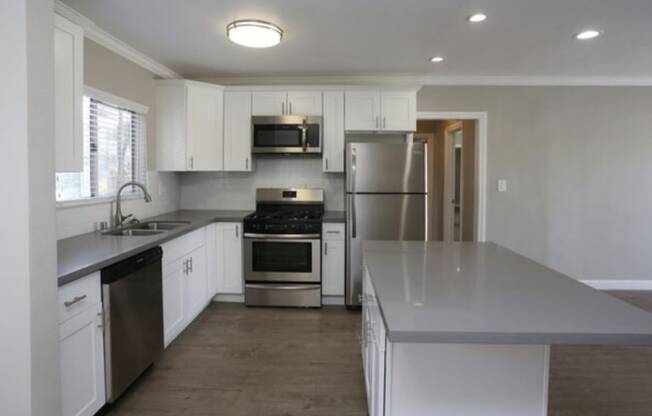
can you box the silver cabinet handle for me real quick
[282,102,285,115]
[383,116,386,129]
[64,294,87,307]
[325,158,329,170]
[235,225,239,238]
[289,101,292,114]
[375,116,378,129]
[245,157,249,170]
[324,241,328,256]
[246,284,318,290]
[189,156,194,170]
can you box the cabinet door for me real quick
[59,303,105,416]
[224,91,253,171]
[217,223,244,294]
[287,91,322,116]
[185,246,207,322]
[380,91,416,131]
[252,91,287,116]
[162,258,185,346]
[186,84,224,170]
[54,14,83,172]
[322,91,345,172]
[322,239,345,296]
[345,90,381,131]
[205,223,219,301]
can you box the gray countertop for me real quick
[57,210,250,286]
[363,241,652,345]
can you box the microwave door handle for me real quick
[301,123,308,152]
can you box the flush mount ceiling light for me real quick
[575,29,602,40]
[430,56,444,63]
[468,13,487,23]
[226,19,283,48]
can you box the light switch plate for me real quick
[497,179,508,192]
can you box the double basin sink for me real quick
[102,221,190,237]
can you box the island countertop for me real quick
[363,241,652,345]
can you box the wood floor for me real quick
[105,292,652,416]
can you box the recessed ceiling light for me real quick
[575,29,601,40]
[430,56,444,63]
[226,19,283,48]
[468,13,487,23]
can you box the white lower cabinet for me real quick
[322,223,345,296]
[362,267,387,416]
[216,222,243,294]
[58,272,105,416]
[161,228,208,347]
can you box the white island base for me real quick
[384,342,549,416]
[362,269,550,416]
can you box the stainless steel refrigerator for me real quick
[345,142,428,307]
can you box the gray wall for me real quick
[56,39,180,239]
[418,86,652,281]
[180,157,344,211]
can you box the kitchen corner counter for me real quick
[363,241,652,345]
[57,209,251,286]
[323,210,345,223]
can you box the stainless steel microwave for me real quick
[252,116,322,154]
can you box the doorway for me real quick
[415,117,481,242]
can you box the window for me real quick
[56,90,147,202]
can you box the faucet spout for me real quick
[114,181,152,227]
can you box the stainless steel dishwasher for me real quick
[101,246,164,403]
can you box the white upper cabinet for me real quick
[322,91,345,172]
[252,90,323,116]
[156,80,224,171]
[224,91,253,171]
[381,90,416,131]
[252,91,287,116]
[54,14,84,172]
[345,88,417,132]
[287,91,322,116]
[345,90,382,131]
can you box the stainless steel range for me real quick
[243,188,324,307]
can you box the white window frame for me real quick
[56,87,149,208]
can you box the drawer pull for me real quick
[327,230,340,234]
[64,294,87,308]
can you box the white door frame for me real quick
[417,112,488,242]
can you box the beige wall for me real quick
[418,86,652,281]
[56,39,180,239]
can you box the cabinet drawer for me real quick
[323,223,345,240]
[161,227,206,265]
[58,272,101,324]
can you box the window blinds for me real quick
[56,95,147,202]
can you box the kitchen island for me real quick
[361,241,652,416]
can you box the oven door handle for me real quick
[243,233,321,239]
[246,284,319,291]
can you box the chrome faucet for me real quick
[113,181,152,227]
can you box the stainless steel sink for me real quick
[103,229,166,237]
[130,221,191,231]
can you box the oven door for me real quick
[244,234,321,283]
[252,116,321,154]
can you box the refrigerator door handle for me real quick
[351,146,357,238]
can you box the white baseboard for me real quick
[580,280,652,291]
[213,294,245,303]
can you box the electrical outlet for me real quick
[497,179,508,193]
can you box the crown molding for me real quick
[201,75,652,87]
[55,1,180,79]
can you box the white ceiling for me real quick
[61,0,652,80]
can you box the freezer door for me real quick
[346,194,427,306]
[346,142,426,193]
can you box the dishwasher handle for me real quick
[101,246,163,284]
